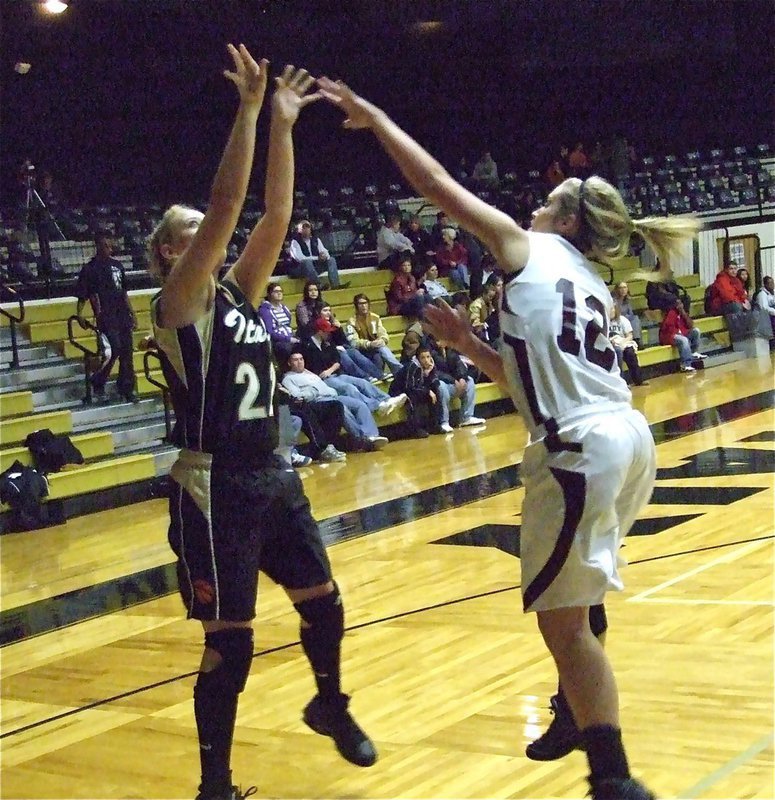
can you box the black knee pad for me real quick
[197,627,254,695]
[294,584,344,636]
[589,604,608,638]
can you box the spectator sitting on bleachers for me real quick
[471,151,499,190]
[295,279,325,337]
[568,142,591,178]
[390,344,442,437]
[609,305,648,386]
[430,339,486,432]
[278,379,348,463]
[419,262,451,302]
[403,214,435,272]
[347,293,402,377]
[611,280,643,346]
[386,256,429,318]
[376,212,414,270]
[737,267,752,301]
[646,260,691,315]
[468,274,499,343]
[281,351,388,451]
[754,276,775,338]
[710,262,751,315]
[259,281,299,363]
[287,219,342,288]
[75,232,137,402]
[430,211,450,246]
[304,313,382,382]
[435,227,469,289]
[304,317,407,418]
[659,299,706,373]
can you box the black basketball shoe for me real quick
[195,784,256,800]
[303,693,378,767]
[525,693,583,761]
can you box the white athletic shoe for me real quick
[460,416,486,427]
[691,352,707,359]
[368,435,389,449]
[440,423,454,433]
[680,364,696,373]
[320,444,347,462]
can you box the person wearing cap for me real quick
[287,219,342,288]
[303,316,408,419]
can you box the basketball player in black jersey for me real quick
[148,47,376,800]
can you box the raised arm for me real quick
[318,78,528,272]
[159,44,268,328]
[227,66,320,307]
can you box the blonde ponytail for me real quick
[556,177,701,281]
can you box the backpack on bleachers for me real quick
[0,460,50,532]
[704,284,720,316]
[24,429,84,474]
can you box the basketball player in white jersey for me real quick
[147,51,376,800]
[319,77,700,800]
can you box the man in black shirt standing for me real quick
[76,233,137,401]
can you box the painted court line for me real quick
[627,540,770,602]
[677,732,774,798]
[633,598,773,606]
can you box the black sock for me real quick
[195,676,237,793]
[583,724,631,781]
[295,590,344,701]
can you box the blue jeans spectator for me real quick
[325,374,391,413]
[288,254,341,288]
[338,347,383,380]
[673,328,701,366]
[320,396,379,439]
[437,377,477,425]
[361,345,402,376]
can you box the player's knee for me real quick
[197,627,254,695]
[294,584,344,637]
[589,603,608,638]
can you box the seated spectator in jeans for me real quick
[376,213,414,270]
[711,262,752,315]
[611,280,643,346]
[278,383,348,463]
[419,262,451,302]
[281,351,388,450]
[287,219,341,288]
[646,261,691,315]
[259,282,299,363]
[430,341,486,432]
[435,227,469,289]
[390,344,442,438]
[295,279,325,338]
[609,305,648,386]
[346,294,402,377]
[387,257,430,318]
[659,299,706,373]
[316,304,383,380]
[754,276,775,338]
[303,318,407,417]
[468,276,499,343]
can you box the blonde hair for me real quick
[555,177,701,281]
[147,204,203,282]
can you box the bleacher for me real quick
[3,139,772,528]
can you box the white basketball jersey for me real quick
[499,231,631,442]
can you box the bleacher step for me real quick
[70,397,165,431]
[0,344,58,368]
[111,420,168,449]
[0,360,83,390]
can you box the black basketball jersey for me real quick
[151,279,278,464]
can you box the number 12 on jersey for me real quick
[555,278,616,371]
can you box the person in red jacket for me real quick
[659,299,706,372]
[712,262,751,314]
[386,256,428,317]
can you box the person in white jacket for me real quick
[287,219,341,287]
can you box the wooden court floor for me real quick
[1,354,774,800]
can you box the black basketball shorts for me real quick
[167,449,332,621]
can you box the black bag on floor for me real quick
[24,429,84,473]
[0,460,50,532]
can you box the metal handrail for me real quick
[0,283,26,368]
[142,347,172,441]
[67,315,101,403]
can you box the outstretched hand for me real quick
[422,298,473,352]
[317,77,378,130]
[272,65,321,125]
[223,43,268,108]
